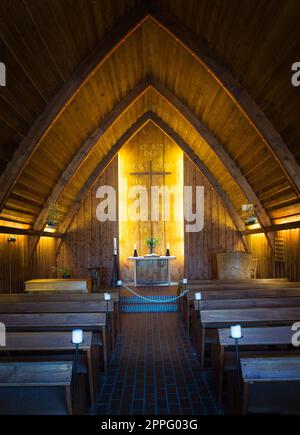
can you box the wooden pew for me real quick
[191,297,300,340]
[241,357,300,415]
[178,279,292,317]
[0,361,73,415]
[0,292,121,336]
[0,312,109,371]
[198,307,300,369]
[0,331,96,406]
[0,300,117,350]
[183,287,300,333]
[215,326,298,406]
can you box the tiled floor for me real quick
[96,312,218,415]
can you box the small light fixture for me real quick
[104,292,111,312]
[72,329,83,345]
[230,325,242,339]
[117,280,123,287]
[71,329,83,405]
[195,292,202,301]
[7,237,16,243]
[230,325,243,393]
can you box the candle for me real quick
[166,242,170,250]
[231,325,242,339]
[134,243,137,250]
[195,292,202,301]
[117,280,123,287]
[182,278,188,285]
[104,292,111,301]
[72,329,83,344]
[113,237,117,255]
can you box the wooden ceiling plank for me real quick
[150,8,300,196]
[33,79,150,232]
[59,112,152,234]
[150,78,273,231]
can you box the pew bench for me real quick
[0,299,117,350]
[241,356,300,415]
[214,326,299,406]
[0,331,97,407]
[182,285,300,333]
[198,307,300,369]
[0,312,109,372]
[0,292,121,337]
[0,361,73,415]
[191,297,300,344]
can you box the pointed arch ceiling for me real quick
[0,1,299,239]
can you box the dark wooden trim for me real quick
[59,112,153,234]
[150,78,274,249]
[242,221,300,235]
[34,79,151,232]
[0,226,64,238]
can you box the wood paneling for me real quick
[0,4,299,227]
[246,229,300,281]
[118,122,184,282]
[0,233,56,294]
[184,156,245,279]
[57,157,118,287]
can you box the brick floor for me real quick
[96,312,218,415]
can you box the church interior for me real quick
[0,0,300,417]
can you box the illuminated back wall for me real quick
[118,122,184,283]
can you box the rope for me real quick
[120,282,189,303]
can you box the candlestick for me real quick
[182,278,188,285]
[231,325,242,339]
[72,329,83,344]
[195,292,202,300]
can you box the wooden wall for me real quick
[118,122,184,282]
[57,157,118,287]
[246,229,300,281]
[0,233,56,293]
[184,156,245,279]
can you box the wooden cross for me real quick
[130,161,171,238]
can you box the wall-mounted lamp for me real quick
[7,237,16,243]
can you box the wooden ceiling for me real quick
[0,0,299,238]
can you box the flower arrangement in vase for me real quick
[145,237,159,256]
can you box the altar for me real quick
[128,256,176,286]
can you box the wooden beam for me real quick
[0,3,150,214]
[150,78,274,249]
[148,113,246,235]
[0,226,64,238]
[242,221,300,235]
[1,5,298,236]
[150,8,300,196]
[59,112,248,253]
[59,113,153,234]
[34,79,150,233]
